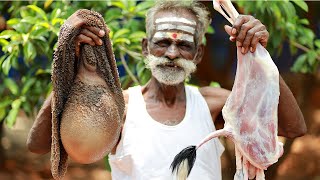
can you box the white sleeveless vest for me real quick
[109,85,224,180]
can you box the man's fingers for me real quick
[224,25,233,36]
[232,15,251,36]
[83,25,105,37]
[80,29,103,45]
[242,25,265,53]
[76,34,95,46]
[236,21,255,50]
[229,36,236,42]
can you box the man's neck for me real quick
[142,77,186,106]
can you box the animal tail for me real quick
[170,145,197,180]
[170,129,229,179]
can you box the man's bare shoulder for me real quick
[198,86,230,120]
[199,86,231,100]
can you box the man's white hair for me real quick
[146,0,211,46]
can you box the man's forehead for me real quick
[152,11,197,43]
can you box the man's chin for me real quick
[152,73,186,86]
[157,80,184,86]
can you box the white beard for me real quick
[144,55,197,85]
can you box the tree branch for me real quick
[119,53,140,85]
[289,40,320,61]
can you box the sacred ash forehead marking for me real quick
[155,17,196,26]
[153,32,194,43]
[157,24,195,34]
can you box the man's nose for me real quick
[165,44,180,60]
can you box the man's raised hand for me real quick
[224,15,269,54]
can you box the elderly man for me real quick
[27,1,306,179]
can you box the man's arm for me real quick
[26,92,52,154]
[277,76,306,138]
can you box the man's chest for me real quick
[145,101,186,126]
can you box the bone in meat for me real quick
[51,9,124,179]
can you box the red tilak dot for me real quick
[172,33,177,39]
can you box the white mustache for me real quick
[145,55,196,74]
[144,55,197,85]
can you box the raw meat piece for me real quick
[171,1,283,179]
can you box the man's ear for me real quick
[194,44,204,65]
[142,38,149,57]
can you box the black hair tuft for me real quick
[170,145,197,177]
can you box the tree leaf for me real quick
[0,30,19,39]
[27,5,48,21]
[0,108,6,121]
[299,18,309,25]
[2,55,12,75]
[44,0,54,9]
[292,0,308,12]
[307,51,317,66]
[135,1,154,12]
[111,1,125,9]
[23,42,37,61]
[50,8,62,21]
[315,39,320,49]
[0,99,12,109]
[104,8,122,23]
[0,39,9,46]
[114,38,131,45]
[4,78,19,95]
[6,18,20,26]
[209,82,221,88]
[22,78,36,95]
[113,29,130,39]
[5,99,22,128]
[291,54,307,72]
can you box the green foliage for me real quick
[236,0,320,74]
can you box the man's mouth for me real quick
[160,62,181,69]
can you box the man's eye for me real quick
[179,44,192,50]
[156,41,169,47]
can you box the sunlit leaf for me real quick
[44,0,53,9]
[315,39,320,49]
[27,5,48,21]
[292,0,308,12]
[291,54,307,72]
[104,8,122,23]
[307,51,317,66]
[4,78,19,95]
[0,108,6,121]
[135,1,154,12]
[2,55,12,75]
[113,29,130,39]
[111,1,125,9]
[6,99,22,128]
[209,82,221,88]
[50,8,62,20]
[114,38,130,45]
[0,99,12,109]
[0,39,9,46]
[299,18,309,25]
[22,78,36,95]
[0,30,19,39]
[23,42,36,61]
